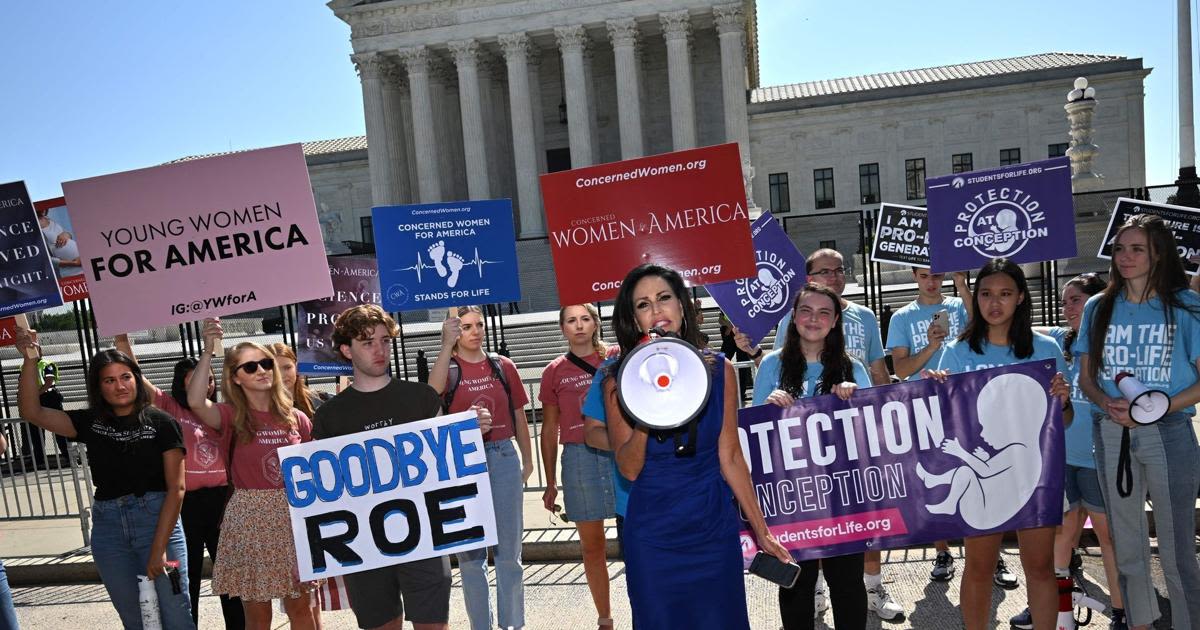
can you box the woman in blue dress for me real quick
[601,263,790,629]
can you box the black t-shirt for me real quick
[67,407,185,501]
[312,379,442,439]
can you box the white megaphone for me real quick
[1115,372,1169,425]
[616,332,712,431]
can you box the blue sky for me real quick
[1,0,1195,202]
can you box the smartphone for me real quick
[930,309,950,335]
[748,551,801,588]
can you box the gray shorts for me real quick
[342,556,451,628]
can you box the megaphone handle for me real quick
[1116,427,1134,498]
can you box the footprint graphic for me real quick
[446,251,465,288]
[428,240,448,277]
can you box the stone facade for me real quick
[306,1,1150,316]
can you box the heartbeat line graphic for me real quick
[397,247,503,284]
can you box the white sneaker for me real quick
[814,574,829,618]
[866,583,904,621]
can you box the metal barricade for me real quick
[0,418,93,545]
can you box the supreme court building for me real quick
[301,0,1151,313]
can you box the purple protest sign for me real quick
[705,212,806,346]
[736,361,1064,563]
[297,256,380,376]
[926,157,1076,273]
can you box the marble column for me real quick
[352,52,395,206]
[499,32,544,236]
[607,18,644,158]
[555,25,595,167]
[659,10,696,150]
[1179,0,1196,170]
[399,46,442,202]
[449,40,491,199]
[714,3,755,206]
[527,51,549,175]
[380,61,412,204]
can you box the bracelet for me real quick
[750,347,763,359]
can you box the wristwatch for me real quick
[750,347,763,359]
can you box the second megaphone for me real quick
[1115,371,1170,425]
[616,334,713,430]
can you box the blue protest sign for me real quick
[736,361,1063,563]
[926,157,1075,272]
[372,199,520,311]
[0,181,64,316]
[705,212,806,346]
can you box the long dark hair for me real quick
[778,283,856,396]
[1086,214,1197,379]
[87,349,152,420]
[959,258,1034,359]
[170,357,216,410]
[1060,273,1106,363]
[611,264,705,357]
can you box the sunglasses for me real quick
[235,358,275,375]
[549,504,570,525]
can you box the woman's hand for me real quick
[1104,397,1136,428]
[55,232,71,248]
[733,327,758,356]
[201,317,223,354]
[926,324,948,346]
[757,531,792,564]
[145,548,169,581]
[471,405,493,434]
[831,382,858,401]
[541,485,558,512]
[765,389,794,408]
[1049,372,1070,405]
[440,317,461,350]
[921,369,950,383]
[14,327,39,360]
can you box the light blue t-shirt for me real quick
[1075,290,1200,416]
[885,297,969,379]
[751,349,873,406]
[581,359,632,516]
[936,332,1069,378]
[1045,327,1097,468]
[772,301,885,368]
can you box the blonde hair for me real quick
[451,306,485,355]
[558,303,606,357]
[222,342,295,445]
[270,342,314,418]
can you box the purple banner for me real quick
[297,256,380,375]
[706,212,806,346]
[926,157,1075,273]
[737,361,1064,563]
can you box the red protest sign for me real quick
[540,143,755,304]
[0,318,14,347]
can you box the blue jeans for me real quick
[1094,412,1200,627]
[91,492,193,629]
[0,558,17,630]
[456,440,524,630]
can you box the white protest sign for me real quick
[279,411,496,580]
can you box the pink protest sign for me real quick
[62,144,333,335]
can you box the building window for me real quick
[1000,148,1021,166]
[1048,143,1069,158]
[905,158,926,200]
[858,163,880,205]
[768,173,791,212]
[360,216,373,243]
[813,168,835,209]
[819,239,837,250]
[952,153,973,174]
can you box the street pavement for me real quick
[11,544,1185,629]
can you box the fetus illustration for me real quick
[915,373,1047,530]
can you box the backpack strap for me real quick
[441,356,462,414]
[487,354,518,432]
[564,352,598,376]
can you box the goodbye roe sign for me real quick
[280,411,496,580]
[540,143,755,303]
[62,144,332,335]
[926,157,1076,273]
[736,362,1064,562]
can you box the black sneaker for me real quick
[930,551,955,581]
[1108,608,1128,630]
[994,559,1019,589]
[1008,606,1032,629]
[1070,548,1083,573]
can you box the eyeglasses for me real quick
[236,358,275,375]
[810,267,847,278]
[549,504,569,525]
